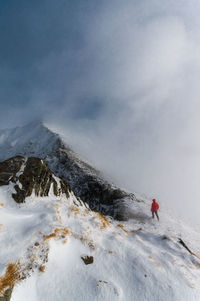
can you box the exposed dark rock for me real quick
[0,122,139,219]
[0,156,71,203]
[45,148,137,219]
[81,256,94,265]
[178,238,194,255]
[0,156,24,185]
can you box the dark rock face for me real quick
[45,148,136,218]
[0,156,23,186]
[0,156,71,203]
[0,122,138,218]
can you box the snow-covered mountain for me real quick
[0,121,134,220]
[0,121,199,301]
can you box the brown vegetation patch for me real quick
[43,228,71,242]
[39,265,45,273]
[54,228,71,237]
[43,232,56,241]
[71,206,80,215]
[96,213,110,229]
[117,224,129,234]
[0,261,21,295]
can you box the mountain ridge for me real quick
[0,122,199,300]
[0,121,137,220]
[0,156,71,203]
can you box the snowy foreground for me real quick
[0,185,199,301]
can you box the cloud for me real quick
[1,0,200,224]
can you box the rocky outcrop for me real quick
[0,156,71,203]
[0,156,23,186]
[45,148,137,218]
[0,122,139,218]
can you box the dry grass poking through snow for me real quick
[71,206,80,215]
[55,204,62,223]
[0,261,21,295]
[70,205,90,217]
[43,228,71,242]
[117,224,129,234]
[95,213,110,229]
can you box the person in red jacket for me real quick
[151,199,159,221]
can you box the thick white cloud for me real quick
[1,0,200,225]
[46,1,200,226]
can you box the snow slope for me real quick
[0,183,199,300]
[0,121,62,159]
[0,121,199,300]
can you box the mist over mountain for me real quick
[0,1,200,298]
[0,0,200,226]
[0,121,139,220]
[0,121,199,301]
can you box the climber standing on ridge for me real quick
[151,199,159,221]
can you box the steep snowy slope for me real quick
[0,155,85,299]
[0,121,134,219]
[0,122,199,301]
[0,177,199,301]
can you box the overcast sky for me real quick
[1,0,200,225]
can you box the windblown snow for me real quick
[0,122,199,301]
[0,184,198,300]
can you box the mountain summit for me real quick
[0,121,137,220]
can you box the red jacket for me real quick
[151,199,159,212]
